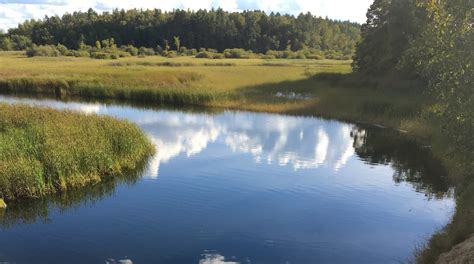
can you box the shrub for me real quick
[90,52,110,59]
[223,48,253,59]
[110,53,119,60]
[179,46,188,55]
[212,53,225,59]
[120,45,139,56]
[261,54,276,59]
[138,47,156,56]
[294,52,306,59]
[196,51,214,59]
[324,50,343,60]
[155,45,164,55]
[341,55,353,60]
[164,50,178,58]
[306,54,324,60]
[186,48,198,56]
[26,45,61,57]
[56,44,69,55]
[66,50,90,57]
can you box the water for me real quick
[0,96,455,264]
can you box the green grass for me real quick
[0,103,154,201]
[0,51,471,262]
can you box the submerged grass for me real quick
[0,103,154,201]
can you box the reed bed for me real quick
[0,103,154,201]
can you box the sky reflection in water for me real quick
[0,96,455,264]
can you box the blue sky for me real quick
[0,0,373,31]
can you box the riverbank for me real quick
[0,52,471,263]
[0,103,154,201]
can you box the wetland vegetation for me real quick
[0,0,472,263]
[0,103,154,201]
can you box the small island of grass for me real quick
[0,103,154,202]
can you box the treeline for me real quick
[24,41,350,60]
[0,8,360,55]
[354,0,472,158]
[354,1,472,262]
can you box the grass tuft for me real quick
[0,103,154,201]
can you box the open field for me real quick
[0,51,471,263]
[0,103,154,201]
[0,52,423,128]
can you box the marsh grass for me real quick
[0,103,154,201]
[0,53,471,262]
[109,61,236,67]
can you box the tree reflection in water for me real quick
[351,126,452,199]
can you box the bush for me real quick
[178,46,188,55]
[306,54,324,60]
[90,52,111,59]
[186,48,198,56]
[120,45,139,56]
[341,55,353,60]
[26,45,61,57]
[294,52,306,59]
[66,50,90,57]
[223,48,253,59]
[155,45,164,55]
[212,53,225,59]
[138,47,156,56]
[196,51,214,59]
[261,54,276,59]
[56,44,69,55]
[164,50,178,58]
[324,50,343,60]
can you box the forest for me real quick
[353,1,472,262]
[0,8,360,55]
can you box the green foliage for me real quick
[26,44,61,57]
[354,0,473,261]
[138,47,156,56]
[10,35,33,50]
[56,44,69,55]
[353,0,422,75]
[7,9,360,55]
[173,36,180,51]
[402,1,473,169]
[0,104,154,200]
[0,36,13,51]
[223,48,254,59]
[195,51,216,59]
[120,45,139,56]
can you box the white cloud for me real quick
[0,0,371,31]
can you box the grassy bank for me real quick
[0,103,154,201]
[0,52,470,262]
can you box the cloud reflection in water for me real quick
[136,110,357,178]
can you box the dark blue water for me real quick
[0,96,454,264]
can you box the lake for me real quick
[0,95,455,264]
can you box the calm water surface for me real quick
[0,96,455,264]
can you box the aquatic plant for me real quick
[0,103,154,201]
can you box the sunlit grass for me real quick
[0,103,154,201]
[0,52,471,262]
